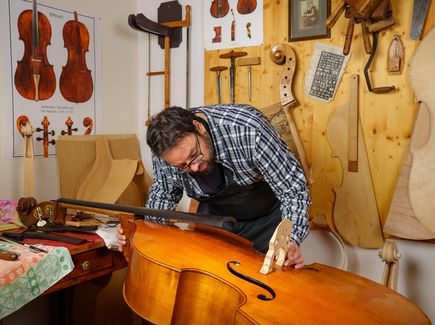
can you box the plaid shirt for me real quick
[147,104,311,245]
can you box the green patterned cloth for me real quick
[0,242,74,319]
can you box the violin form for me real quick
[14,0,56,101]
[409,27,435,235]
[60,11,93,103]
[210,0,230,18]
[120,219,430,324]
[237,0,257,15]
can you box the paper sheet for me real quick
[304,43,351,103]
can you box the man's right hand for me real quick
[116,224,127,252]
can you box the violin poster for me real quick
[205,0,263,50]
[0,0,102,158]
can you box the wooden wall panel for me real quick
[204,0,435,233]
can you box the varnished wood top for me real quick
[128,221,430,325]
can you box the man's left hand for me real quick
[284,242,304,269]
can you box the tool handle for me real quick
[0,249,19,261]
[372,86,396,93]
[344,17,355,55]
[326,1,346,29]
[361,21,372,54]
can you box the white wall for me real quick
[302,229,434,322]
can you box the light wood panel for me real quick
[204,0,435,239]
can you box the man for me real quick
[117,104,311,269]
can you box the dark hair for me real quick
[146,106,197,156]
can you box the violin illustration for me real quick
[36,116,55,157]
[83,117,93,135]
[231,9,236,41]
[237,0,257,15]
[210,0,230,18]
[60,11,94,103]
[61,117,78,135]
[14,0,56,101]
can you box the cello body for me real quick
[237,0,257,15]
[59,12,93,103]
[121,220,430,325]
[14,4,56,101]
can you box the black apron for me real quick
[183,167,282,253]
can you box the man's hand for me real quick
[116,224,127,252]
[284,242,304,269]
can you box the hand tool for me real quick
[0,235,47,254]
[3,230,86,245]
[219,50,247,104]
[0,247,19,261]
[363,31,395,93]
[238,57,261,101]
[210,66,228,104]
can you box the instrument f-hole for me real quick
[227,261,276,301]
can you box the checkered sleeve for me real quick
[253,120,311,245]
[145,155,184,223]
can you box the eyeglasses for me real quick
[179,134,204,172]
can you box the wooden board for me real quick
[384,102,435,239]
[327,76,383,248]
[408,27,435,235]
[56,134,151,207]
[204,0,435,238]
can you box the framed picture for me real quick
[289,0,331,42]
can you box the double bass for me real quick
[59,11,93,103]
[14,0,56,101]
[237,0,257,15]
[53,198,430,324]
[210,0,230,18]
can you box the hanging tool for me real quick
[326,0,394,56]
[157,1,190,108]
[146,34,152,126]
[410,0,430,40]
[238,57,261,102]
[326,0,382,29]
[364,31,395,94]
[128,4,190,108]
[343,7,372,55]
[387,35,404,74]
[209,66,228,104]
[219,50,247,104]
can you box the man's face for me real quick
[161,132,215,174]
